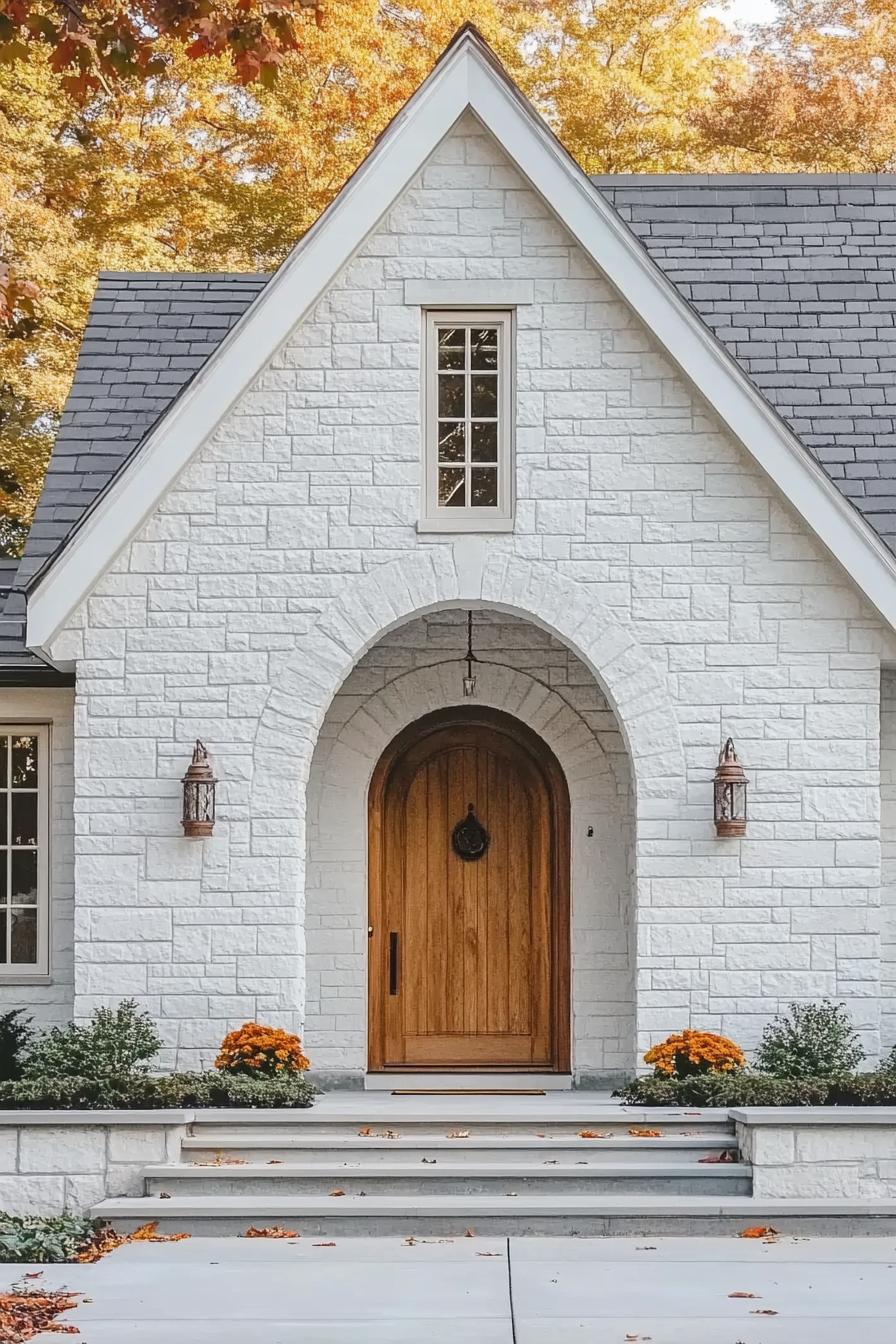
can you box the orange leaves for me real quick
[698,1150,735,1164]
[0,1286,82,1343]
[577,1130,610,1139]
[629,1128,662,1139]
[643,1030,745,1079]
[129,1223,190,1243]
[329,1189,346,1197]
[195,1153,247,1167]
[728,1291,760,1299]
[215,1021,310,1077]
[739,1226,779,1240]
[244,1226,300,1238]
[447,1130,471,1139]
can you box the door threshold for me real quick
[364,1072,573,1092]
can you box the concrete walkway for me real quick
[7,1235,896,1342]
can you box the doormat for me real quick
[391,1088,547,1096]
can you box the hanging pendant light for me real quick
[462,610,478,697]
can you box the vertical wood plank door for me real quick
[368,707,570,1072]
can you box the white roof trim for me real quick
[26,26,896,652]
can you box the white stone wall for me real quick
[0,1113,188,1215]
[305,610,634,1082]
[736,1111,896,1199]
[49,112,890,1071]
[0,687,75,1026]
[880,669,896,1053]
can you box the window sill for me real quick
[417,516,514,535]
[0,973,52,986]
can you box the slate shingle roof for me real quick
[596,174,896,544]
[5,174,896,669]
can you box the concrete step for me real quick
[180,1134,736,1165]
[92,1192,896,1237]
[145,1161,751,1197]
[186,1106,733,1142]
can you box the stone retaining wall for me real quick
[0,1112,190,1216]
[733,1107,896,1199]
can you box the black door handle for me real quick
[389,931,399,996]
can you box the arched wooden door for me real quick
[368,707,570,1072]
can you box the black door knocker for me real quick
[452,803,490,861]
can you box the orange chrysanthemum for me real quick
[644,1029,744,1078]
[215,1022,310,1077]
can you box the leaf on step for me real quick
[448,1130,471,1139]
[267,1160,283,1165]
[699,1151,736,1164]
[159,1192,171,1199]
[739,1226,778,1239]
[577,1130,609,1139]
[636,1246,657,1251]
[378,1130,400,1139]
[629,1128,662,1138]
[130,1222,189,1243]
[751,1309,779,1315]
[464,1227,475,1238]
[728,1292,760,1298]
[543,1159,558,1165]
[244,1226,299,1238]
[329,1189,346,1197]
[403,1236,418,1246]
[477,1251,503,1256]
[313,1242,337,1247]
[421,1158,437,1164]
[23,1272,43,1280]
[357,1127,372,1136]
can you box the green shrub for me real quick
[0,1213,100,1263]
[0,1070,316,1110]
[22,1000,162,1083]
[0,1010,33,1082]
[614,1070,896,1107]
[883,1044,896,1074]
[754,1000,864,1078]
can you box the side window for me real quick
[0,729,48,974]
[423,311,513,530]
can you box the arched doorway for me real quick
[368,706,570,1072]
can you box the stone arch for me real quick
[305,654,633,1080]
[249,544,685,829]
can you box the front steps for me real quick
[91,1097,896,1236]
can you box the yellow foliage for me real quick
[644,1029,745,1077]
[215,1021,310,1075]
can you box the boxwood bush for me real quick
[616,1070,896,1107]
[0,1071,315,1110]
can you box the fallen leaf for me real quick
[23,1273,42,1280]
[751,1309,779,1315]
[379,1129,400,1139]
[0,1287,84,1343]
[464,1227,475,1238]
[577,1130,610,1139]
[421,1158,437,1164]
[477,1251,502,1256]
[357,1126,372,1136]
[403,1236,417,1246]
[130,1222,189,1243]
[267,1160,284,1166]
[448,1130,471,1139]
[158,1192,171,1199]
[313,1242,337,1247]
[629,1128,662,1138]
[636,1245,657,1251]
[729,1291,760,1299]
[739,1226,778,1239]
[244,1226,300,1239]
[699,1151,736,1164]
[330,1189,346,1197]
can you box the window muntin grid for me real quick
[0,730,46,971]
[424,310,512,526]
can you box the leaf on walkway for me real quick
[577,1130,609,1139]
[130,1222,188,1243]
[329,1189,346,1197]
[0,1287,82,1343]
[739,1226,778,1239]
[477,1251,502,1256]
[313,1242,336,1247]
[464,1227,475,1237]
[699,1151,736,1164]
[751,1309,779,1315]
[244,1226,299,1238]
[629,1128,662,1138]
[728,1291,760,1298]
[448,1130,471,1139]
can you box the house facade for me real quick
[3,28,896,1087]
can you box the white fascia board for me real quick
[26,32,896,654]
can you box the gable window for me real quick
[0,728,48,975]
[422,310,513,530]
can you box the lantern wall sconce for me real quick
[182,740,216,838]
[713,737,748,838]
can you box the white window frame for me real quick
[0,725,50,978]
[420,308,515,532]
